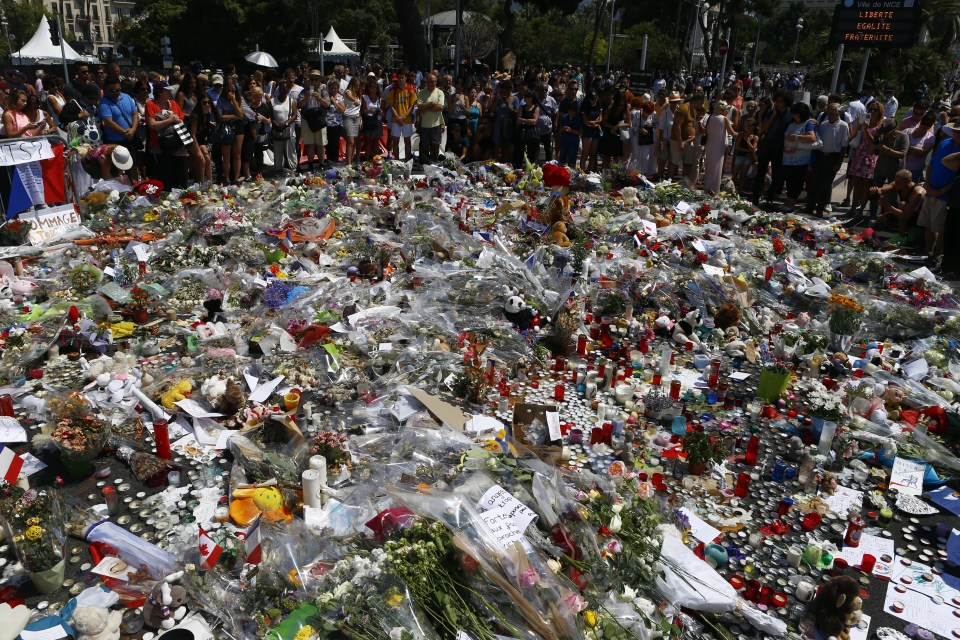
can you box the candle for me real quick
[302,469,324,508]
[787,546,803,568]
[796,578,816,603]
[860,554,877,574]
[153,419,171,460]
[309,455,328,487]
[102,487,119,516]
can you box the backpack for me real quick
[70,99,102,146]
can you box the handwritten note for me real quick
[883,559,960,639]
[890,457,926,496]
[90,556,139,581]
[0,137,53,166]
[477,485,538,551]
[838,533,894,569]
[824,485,864,517]
[0,416,27,443]
[678,507,722,543]
[26,204,81,245]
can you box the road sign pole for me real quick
[640,34,648,71]
[830,43,844,94]
[719,28,731,94]
[856,49,870,94]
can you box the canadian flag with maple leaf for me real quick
[198,526,223,570]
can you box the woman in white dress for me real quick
[703,100,738,194]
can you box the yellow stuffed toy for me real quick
[161,380,193,410]
[547,194,572,225]
[549,221,572,247]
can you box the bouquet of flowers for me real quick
[0,483,66,593]
[828,293,865,335]
[308,430,350,468]
[0,219,32,246]
[45,392,111,464]
[807,381,844,422]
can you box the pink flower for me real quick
[606,539,623,553]
[559,592,587,616]
[519,567,539,589]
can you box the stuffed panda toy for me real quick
[504,295,537,331]
[672,309,703,349]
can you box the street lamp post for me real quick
[605,0,616,76]
[0,12,10,64]
[792,17,803,64]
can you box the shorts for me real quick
[301,123,326,146]
[420,126,441,147]
[668,140,683,165]
[918,196,949,232]
[733,155,752,167]
[390,122,413,138]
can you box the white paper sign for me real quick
[476,485,538,550]
[641,219,658,238]
[545,411,562,441]
[20,452,46,476]
[890,457,925,495]
[0,137,53,166]
[678,507,721,543]
[20,625,70,640]
[883,559,960,639]
[26,204,81,245]
[0,416,27,443]
[90,556,140,581]
[838,533,894,568]
[173,398,223,418]
[824,485,864,517]
[248,375,285,404]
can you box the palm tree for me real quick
[920,0,960,48]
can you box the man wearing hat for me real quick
[917,121,960,262]
[884,88,899,119]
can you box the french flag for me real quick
[245,517,262,565]
[0,445,23,484]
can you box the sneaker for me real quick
[824,204,833,213]
[843,214,866,228]
[840,197,851,207]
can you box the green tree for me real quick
[0,0,51,60]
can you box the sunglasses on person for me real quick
[869,107,881,113]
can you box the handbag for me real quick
[520,125,539,143]
[271,124,291,140]
[797,137,823,151]
[302,107,326,131]
[619,128,631,141]
[210,122,236,145]
[159,121,192,153]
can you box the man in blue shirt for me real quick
[98,75,140,162]
[918,121,960,261]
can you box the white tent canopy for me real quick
[421,10,479,27]
[12,16,97,64]
[316,27,359,60]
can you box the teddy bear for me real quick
[161,380,193,410]
[503,295,537,331]
[547,194,572,225]
[70,606,123,640]
[142,581,188,630]
[713,303,741,331]
[672,309,703,350]
[808,575,862,640]
[549,222,572,247]
[620,186,639,207]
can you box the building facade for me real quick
[45,0,135,57]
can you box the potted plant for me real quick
[0,484,66,593]
[128,286,152,323]
[682,429,726,476]
[758,359,791,402]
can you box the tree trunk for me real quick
[586,0,609,69]
[500,0,516,53]
[394,0,429,71]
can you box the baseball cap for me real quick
[211,73,224,86]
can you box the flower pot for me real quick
[811,416,825,438]
[758,370,790,402]
[131,309,149,323]
[29,559,65,594]
[687,460,707,476]
[830,333,853,352]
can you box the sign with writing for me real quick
[829,0,922,48]
[889,457,925,495]
[629,70,655,94]
[26,204,81,245]
[0,137,54,166]
[476,485,538,551]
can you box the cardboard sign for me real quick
[26,204,81,245]
[0,137,54,167]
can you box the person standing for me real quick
[917,122,960,262]
[145,81,188,187]
[752,92,791,207]
[324,80,346,165]
[671,93,704,183]
[342,76,362,166]
[779,101,818,213]
[842,99,883,222]
[884,88,899,118]
[360,78,382,162]
[98,75,140,170]
[64,64,92,101]
[702,100,737,194]
[271,80,299,171]
[659,92,681,179]
[904,112,936,183]
[536,84,557,162]
[388,71,417,162]
[600,91,630,170]
[416,72,445,163]
[868,118,910,219]
[808,103,849,216]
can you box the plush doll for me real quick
[672,309,703,349]
[142,581,188,630]
[218,379,246,416]
[808,575,862,640]
[200,374,228,404]
[620,186,640,207]
[542,163,571,189]
[70,606,123,640]
[547,194,572,225]
[713,303,741,331]
[161,380,193,410]
[504,295,537,331]
[0,603,30,640]
[549,222,572,247]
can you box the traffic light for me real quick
[50,18,61,46]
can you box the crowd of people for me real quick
[1,60,958,275]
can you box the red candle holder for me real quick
[744,579,761,602]
[554,384,565,402]
[802,512,822,531]
[772,593,789,608]
[729,574,745,590]
[860,554,876,574]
